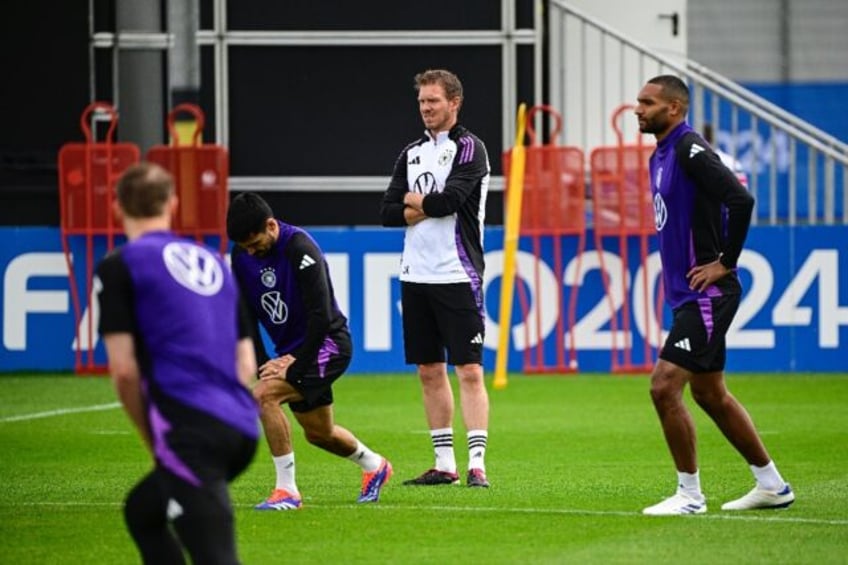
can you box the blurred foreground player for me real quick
[96,162,259,563]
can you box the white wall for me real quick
[550,0,687,150]
[788,0,848,82]
[566,0,688,60]
[688,0,848,82]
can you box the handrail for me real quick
[686,60,848,155]
[549,0,848,165]
[688,73,848,164]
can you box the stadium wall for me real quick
[1,225,845,374]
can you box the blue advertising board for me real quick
[701,83,848,222]
[1,225,846,373]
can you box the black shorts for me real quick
[126,468,242,564]
[401,281,484,366]
[286,329,352,413]
[659,293,740,373]
[126,399,257,564]
[153,397,258,484]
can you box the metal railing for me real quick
[88,0,847,225]
[548,0,848,225]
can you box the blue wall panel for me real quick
[1,226,846,373]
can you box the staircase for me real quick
[548,0,848,226]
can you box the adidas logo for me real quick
[408,156,420,165]
[470,333,483,345]
[674,337,691,351]
[689,144,705,158]
[299,254,316,270]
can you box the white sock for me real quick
[751,461,786,491]
[431,428,456,473]
[467,429,488,472]
[347,440,382,473]
[676,470,703,500]
[273,452,298,493]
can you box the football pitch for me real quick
[1,373,846,564]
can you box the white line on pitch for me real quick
[0,403,120,423]
[359,503,848,527]
[11,501,848,527]
[335,503,848,526]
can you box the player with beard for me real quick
[635,75,794,515]
[227,192,392,510]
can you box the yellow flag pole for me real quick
[493,103,527,390]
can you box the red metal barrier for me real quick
[503,105,586,374]
[589,104,662,373]
[146,104,229,254]
[58,102,140,373]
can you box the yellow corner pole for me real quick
[493,103,527,390]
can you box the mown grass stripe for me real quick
[0,403,120,423]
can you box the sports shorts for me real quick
[286,329,352,413]
[127,397,257,565]
[659,293,740,373]
[401,281,484,366]
[151,396,258,484]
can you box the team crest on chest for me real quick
[438,148,455,166]
[260,267,276,288]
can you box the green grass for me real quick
[1,373,847,564]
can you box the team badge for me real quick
[438,148,455,166]
[260,267,276,288]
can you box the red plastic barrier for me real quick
[58,102,140,373]
[503,105,586,374]
[146,104,229,254]
[589,104,662,374]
